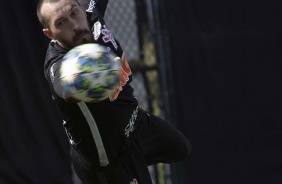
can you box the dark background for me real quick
[1,0,282,183]
[0,1,73,183]
[159,1,282,184]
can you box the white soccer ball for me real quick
[60,43,120,102]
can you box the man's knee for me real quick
[174,137,192,162]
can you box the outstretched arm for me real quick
[80,0,109,17]
[79,0,125,59]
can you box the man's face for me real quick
[42,0,93,49]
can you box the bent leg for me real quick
[136,109,192,165]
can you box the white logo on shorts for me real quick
[125,107,139,137]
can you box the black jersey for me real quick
[44,0,139,168]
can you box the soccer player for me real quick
[37,0,191,183]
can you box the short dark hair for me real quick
[37,0,80,28]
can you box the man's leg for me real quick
[136,109,192,165]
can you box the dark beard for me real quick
[72,29,92,43]
[56,30,94,50]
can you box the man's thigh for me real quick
[137,109,191,165]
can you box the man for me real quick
[37,0,191,183]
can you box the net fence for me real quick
[105,1,170,183]
[105,0,161,115]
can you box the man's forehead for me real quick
[42,0,78,20]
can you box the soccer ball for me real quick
[60,43,120,102]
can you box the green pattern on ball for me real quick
[104,70,119,89]
[73,74,91,92]
[77,56,95,73]
[88,84,106,99]
[61,77,72,91]
[97,53,111,71]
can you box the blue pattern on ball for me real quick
[73,74,91,92]
[77,56,95,73]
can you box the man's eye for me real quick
[57,21,64,26]
[71,10,78,16]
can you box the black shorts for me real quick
[71,108,191,184]
[71,137,152,184]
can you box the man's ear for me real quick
[43,28,54,39]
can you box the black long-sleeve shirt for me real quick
[44,0,139,167]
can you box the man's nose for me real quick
[69,19,79,30]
